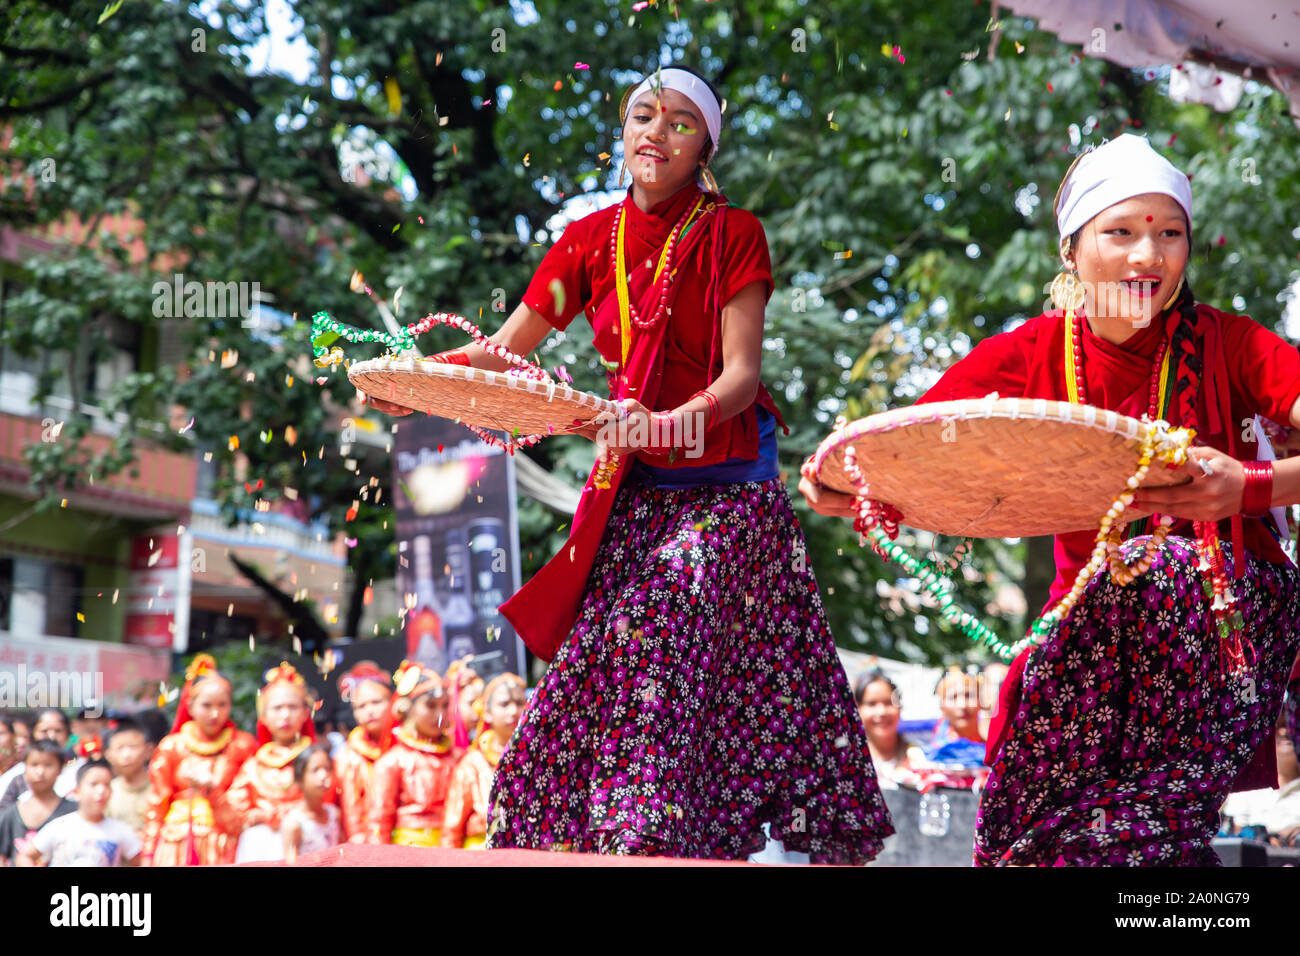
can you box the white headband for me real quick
[625,68,722,162]
[1056,134,1193,240]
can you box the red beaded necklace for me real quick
[610,193,706,335]
[1067,311,1168,418]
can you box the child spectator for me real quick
[70,706,108,752]
[18,758,141,866]
[368,664,462,845]
[282,744,341,863]
[0,740,76,865]
[104,719,151,838]
[0,708,80,810]
[0,715,32,804]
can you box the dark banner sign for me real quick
[390,417,525,681]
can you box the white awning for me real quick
[998,1,1300,120]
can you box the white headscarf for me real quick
[1055,134,1192,239]
[624,68,722,161]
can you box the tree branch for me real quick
[0,69,116,117]
[228,554,332,648]
[0,42,89,65]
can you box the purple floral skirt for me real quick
[485,478,893,863]
[975,536,1300,866]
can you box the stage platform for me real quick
[240,843,758,867]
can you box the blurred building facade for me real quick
[0,204,359,708]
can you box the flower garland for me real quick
[310,310,555,455]
[816,413,1194,662]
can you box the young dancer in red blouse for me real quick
[803,134,1300,865]
[366,65,890,863]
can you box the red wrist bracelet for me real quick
[1240,460,1274,516]
[428,349,471,366]
[690,389,720,428]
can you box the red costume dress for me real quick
[335,727,385,844]
[226,738,311,861]
[367,726,461,846]
[441,730,506,849]
[227,662,317,862]
[144,721,256,866]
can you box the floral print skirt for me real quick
[485,477,893,864]
[975,536,1300,866]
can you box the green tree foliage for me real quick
[3,1,1296,663]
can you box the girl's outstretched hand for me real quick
[589,399,651,457]
[361,394,414,417]
[798,463,858,518]
[1129,445,1246,522]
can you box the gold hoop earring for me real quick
[1160,275,1185,313]
[1050,269,1086,313]
[618,161,627,188]
[701,166,719,195]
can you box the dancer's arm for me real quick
[1132,445,1300,521]
[362,304,555,416]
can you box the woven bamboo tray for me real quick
[348,356,617,435]
[808,397,1191,538]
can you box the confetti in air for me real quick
[384,77,402,116]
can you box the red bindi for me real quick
[1145,215,1153,222]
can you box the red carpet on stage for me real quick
[239,843,755,867]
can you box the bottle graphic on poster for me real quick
[441,527,477,664]
[406,534,446,673]
[467,517,508,634]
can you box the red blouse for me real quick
[521,183,778,467]
[919,305,1300,609]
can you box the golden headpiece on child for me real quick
[391,661,444,714]
[185,653,219,683]
[256,662,313,712]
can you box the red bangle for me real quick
[428,349,471,366]
[690,389,720,428]
[1240,460,1274,516]
[649,411,678,448]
